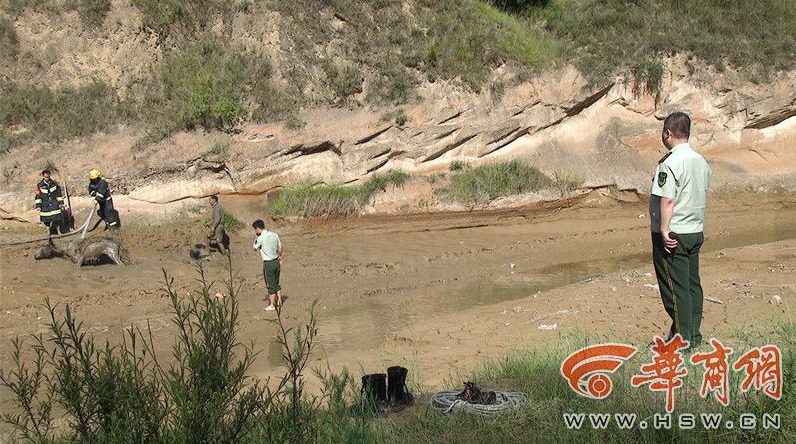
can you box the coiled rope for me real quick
[429,390,527,415]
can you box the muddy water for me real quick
[3,191,796,380]
[308,220,796,363]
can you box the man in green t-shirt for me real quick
[649,111,712,349]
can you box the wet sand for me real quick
[1,189,795,396]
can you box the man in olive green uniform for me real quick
[649,111,712,348]
[207,195,227,255]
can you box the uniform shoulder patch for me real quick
[658,152,672,164]
[658,171,667,187]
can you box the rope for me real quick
[0,206,97,246]
[429,390,528,415]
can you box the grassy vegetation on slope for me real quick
[534,0,796,83]
[2,0,796,148]
[268,169,411,218]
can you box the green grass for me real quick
[0,16,19,60]
[203,209,245,233]
[2,260,793,442]
[436,159,551,206]
[268,169,410,217]
[551,172,584,196]
[0,81,118,142]
[204,141,230,160]
[385,320,796,443]
[534,0,796,82]
[449,160,468,171]
[4,0,796,146]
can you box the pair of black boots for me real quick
[361,366,414,413]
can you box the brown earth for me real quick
[2,188,796,403]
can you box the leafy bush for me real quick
[0,267,262,442]
[158,40,269,131]
[436,159,551,206]
[0,265,371,442]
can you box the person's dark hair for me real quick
[252,219,265,229]
[41,169,51,176]
[664,111,691,139]
[209,195,218,203]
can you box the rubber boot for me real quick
[361,373,387,412]
[387,366,414,410]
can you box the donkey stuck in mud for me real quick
[34,237,124,266]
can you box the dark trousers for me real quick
[98,200,120,228]
[652,232,704,347]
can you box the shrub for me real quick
[631,60,666,105]
[268,169,410,218]
[75,0,111,29]
[449,160,467,171]
[0,81,118,142]
[0,16,19,60]
[0,265,365,442]
[204,141,230,159]
[436,159,551,206]
[0,267,261,442]
[158,40,270,131]
[323,62,363,106]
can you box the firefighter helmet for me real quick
[88,169,101,180]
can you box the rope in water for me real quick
[429,390,528,415]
